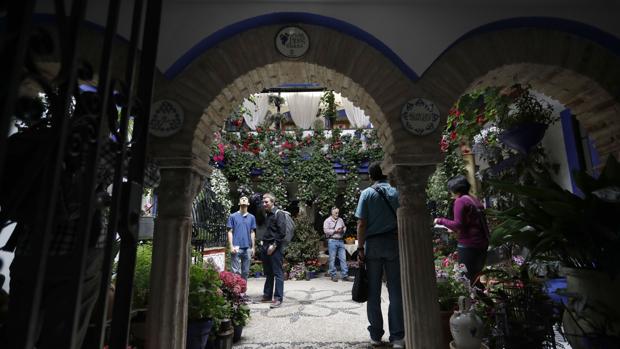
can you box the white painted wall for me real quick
[540,97,573,192]
[0,224,15,292]
[32,0,620,77]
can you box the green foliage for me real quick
[222,149,255,187]
[256,149,287,206]
[495,85,557,129]
[231,304,250,327]
[187,263,228,322]
[320,90,338,121]
[249,262,263,274]
[488,155,620,276]
[340,171,361,226]
[426,149,466,217]
[213,128,383,216]
[284,216,321,264]
[132,242,153,310]
[441,84,558,151]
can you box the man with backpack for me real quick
[259,193,288,308]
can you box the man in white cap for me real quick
[227,196,257,279]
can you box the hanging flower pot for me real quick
[498,122,548,154]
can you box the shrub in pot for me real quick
[187,263,228,349]
[489,155,620,347]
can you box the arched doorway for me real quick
[145,15,620,349]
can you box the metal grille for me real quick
[191,181,228,250]
[0,1,162,348]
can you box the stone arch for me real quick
[419,18,620,160]
[192,61,387,167]
[150,16,426,174]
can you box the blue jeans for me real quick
[365,236,404,342]
[261,243,284,301]
[328,239,348,278]
[231,247,251,280]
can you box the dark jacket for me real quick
[263,207,287,243]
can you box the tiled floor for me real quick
[235,276,572,348]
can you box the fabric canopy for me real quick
[242,94,270,130]
[341,98,370,128]
[282,91,322,129]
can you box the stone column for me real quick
[391,164,443,349]
[146,167,203,349]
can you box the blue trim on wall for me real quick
[433,17,620,72]
[560,109,583,196]
[163,12,419,81]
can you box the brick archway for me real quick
[419,23,620,161]
[145,16,620,349]
[150,20,422,174]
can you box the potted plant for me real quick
[489,155,620,347]
[320,90,338,129]
[494,85,557,154]
[249,262,263,278]
[126,242,153,347]
[440,84,558,155]
[304,259,320,280]
[218,271,251,343]
[187,263,228,349]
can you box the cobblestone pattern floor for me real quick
[234,276,390,348]
[235,276,572,349]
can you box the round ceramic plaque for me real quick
[275,26,310,58]
[400,98,440,136]
[149,99,184,137]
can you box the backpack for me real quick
[463,196,491,240]
[276,209,295,249]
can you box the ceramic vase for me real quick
[450,296,483,349]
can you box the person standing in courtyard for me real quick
[260,193,286,308]
[355,162,405,348]
[227,196,257,280]
[323,207,350,282]
[434,175,489,288]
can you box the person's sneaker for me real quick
[269,300,282,308]
[260,296,272,303]
[331,275,338,282]
[342,276,352,282]
[370,339,384,347]
[391,339,405,348]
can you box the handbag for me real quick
[351,262,369,303]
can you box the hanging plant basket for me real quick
[498,122,548,154]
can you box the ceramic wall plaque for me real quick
[400,98,441,136]
[149,99,184,137]
[275,26,310,58]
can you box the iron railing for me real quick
[0,1,162,348]
[191,182,228,250]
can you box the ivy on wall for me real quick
[211,128,383,216]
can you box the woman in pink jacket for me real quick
[434,175,489,286]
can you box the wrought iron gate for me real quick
[191,181,228,251]
[0,1,162,348]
